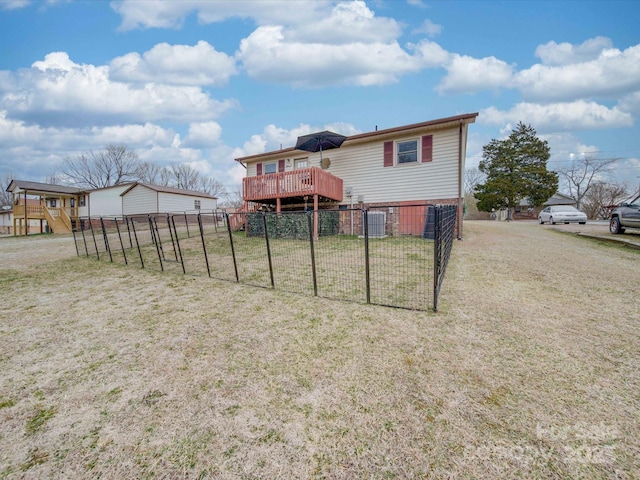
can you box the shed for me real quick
[121,183,217,215]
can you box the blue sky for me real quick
[1,0,639,196]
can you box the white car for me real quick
[539,205,587,225]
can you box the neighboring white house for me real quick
[1,206,14,234]
[235,113,478,236]
[5,179,218,235]
[120,183,217,216]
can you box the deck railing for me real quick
[242,167,343,203]
[13,204,46,218]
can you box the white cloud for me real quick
[89,123,178,147]
[232,122,359,161]
[409,40,450,67]
[285,1,401,44]
[237,26,422,87]
[183,122,223,148]
[110,41,237,86]
[113,0,408,87]
[480,101,634,132]
[227,163,247,188]
[0,52,238,127]
[0,0,31,10]
[535,36,613,66]
[0,110,243,186]
[110,0,333,31]
[516,43,640,101]
[413,19,443,38]
[618,91,640,114]
[437,54,515,94]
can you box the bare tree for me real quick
[61,144,140,189]
[464,167,485,194]
[1,174,14,207]
[581,181,629,220]
[218,189,244,209]
[136,161,172,186]
[198,177,226,198]
[171,164,201,191]
[137,160,224,196]
[558,155,618,209]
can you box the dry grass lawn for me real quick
[1,221,638,479]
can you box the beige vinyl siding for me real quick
[198,198,217,211]
[327,129,461,204]
[242,125,467,205]
[247,155,314,176]
[122,185,158,215]
[86,184,130,217]
[158,193,216,212]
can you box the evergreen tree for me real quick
[475,122,558,218]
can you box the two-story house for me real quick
[235,113,478,238]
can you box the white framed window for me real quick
[397,139,418,164]
[264,162,277,174]
[194,199,201,210]
[294,158,308,169]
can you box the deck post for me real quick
[23,192,27,236]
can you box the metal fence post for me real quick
[115,217,128,265]
[307,212,318,296]
[166,214,179,263]
[89,218,100,260]
[363,208,371,304]
[130,217,145,268]
[72,228,80,257]
[125,215,133,248]
[171,215,186,274]
[225,212,240,282]
[149,215,164,271]
[433,206,442,311]
[263,212,275,288]
[198,213,211,277]
[99,217,113,262]
[80,220,89,257]
[184,212,190,238]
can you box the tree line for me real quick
[50,144,226,197]
[1,144,237,208]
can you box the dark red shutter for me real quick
[257,163,262,176]
[421,135,433,163]
[383,141,394,167]
[278,159,285,172]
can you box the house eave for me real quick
[235,113,479,165]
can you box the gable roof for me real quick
[119,182,217,199]
[7,179,87,195]
[544,192,576,206]
[235,112,479,164]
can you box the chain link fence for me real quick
[73,204,457,311]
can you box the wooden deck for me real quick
[12,205,76,234]
[242,167,343,204]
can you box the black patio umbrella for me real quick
[295,130,347,159]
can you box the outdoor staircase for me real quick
[43,206,72,234]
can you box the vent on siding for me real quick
[362,211,386,238]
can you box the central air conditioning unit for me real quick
[362,211,386,238]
